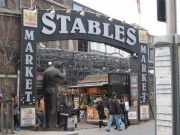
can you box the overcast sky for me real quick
[74,0,179,36]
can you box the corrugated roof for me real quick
[70,82,108,88]
[78,74,108,84]
[69,74,108,88]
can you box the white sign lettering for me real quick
[41,13,137,46]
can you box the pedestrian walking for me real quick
[106,92,122,132]
[95,97,107,129]
[124,97,130,128]
[11,92,20,131]
[34,96,45,131]
[57,93,71,131]
[114,97,125,130]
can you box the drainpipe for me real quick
[19,0,22,10]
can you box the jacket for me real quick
[96,102,107,120]
[107,97,122,115]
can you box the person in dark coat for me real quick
[96,97,107,129]
[106,92,122,132]
[57,93,71,131]
[114,97,125,130]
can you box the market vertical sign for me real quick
[138,30,149,104]
[20,9,37,107]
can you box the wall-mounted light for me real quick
[31,5,37,14]
[108,17,113,22]
[47,6,55,15]
[80,11,85,16]
[48,62,52,66]
[96,12,101,18]
[66,9,71,14]
[133,25,138,29]
[132,53,138,58]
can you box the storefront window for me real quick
[149,48,154,62]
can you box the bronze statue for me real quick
[43,61,67,129]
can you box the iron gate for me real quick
[108,73,130,101]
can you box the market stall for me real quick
[69,74,109,123]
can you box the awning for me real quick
[69,82,108,88]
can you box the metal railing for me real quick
[0,100,14,134]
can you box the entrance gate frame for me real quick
[20,8,149,126]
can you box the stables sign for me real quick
[40,13,137,46]
[21,8,148,113]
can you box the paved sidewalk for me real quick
[77,120,155,135]
[1,119,155,135]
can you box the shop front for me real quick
[69,74,109,123]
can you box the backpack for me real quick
[58,103,69,114]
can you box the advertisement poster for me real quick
[138,30,148,44]
[128,111,137,120]
[155,46,173,135]
[130,76,138,100]
[87,108,94,119]
[140,105,149,120]
[23,9,37,27]
[21,108,36,127]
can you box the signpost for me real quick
[153,35,180,135]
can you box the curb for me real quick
[15,131,78,135]
[61,132,78,135]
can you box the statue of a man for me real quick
[43,61,67,129]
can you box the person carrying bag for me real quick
[95,97,107,129]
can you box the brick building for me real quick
[0,0,68,98]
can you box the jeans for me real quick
[58,116,68,131]
[119,118,124,127]
[36,112,45,127]
[107,114,120,130]
[124,111,130,126]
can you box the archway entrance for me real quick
[20,9,149,126]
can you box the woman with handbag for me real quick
[96,97,107,129]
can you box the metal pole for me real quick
[74,115,77,128]
[11,101,14,134]
[166,0,178,135]
[166,0,177,34]
[6,102,8,134]
[1,103,4,134]
[19,0,22,10]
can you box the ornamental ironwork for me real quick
[37,48,130,87]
